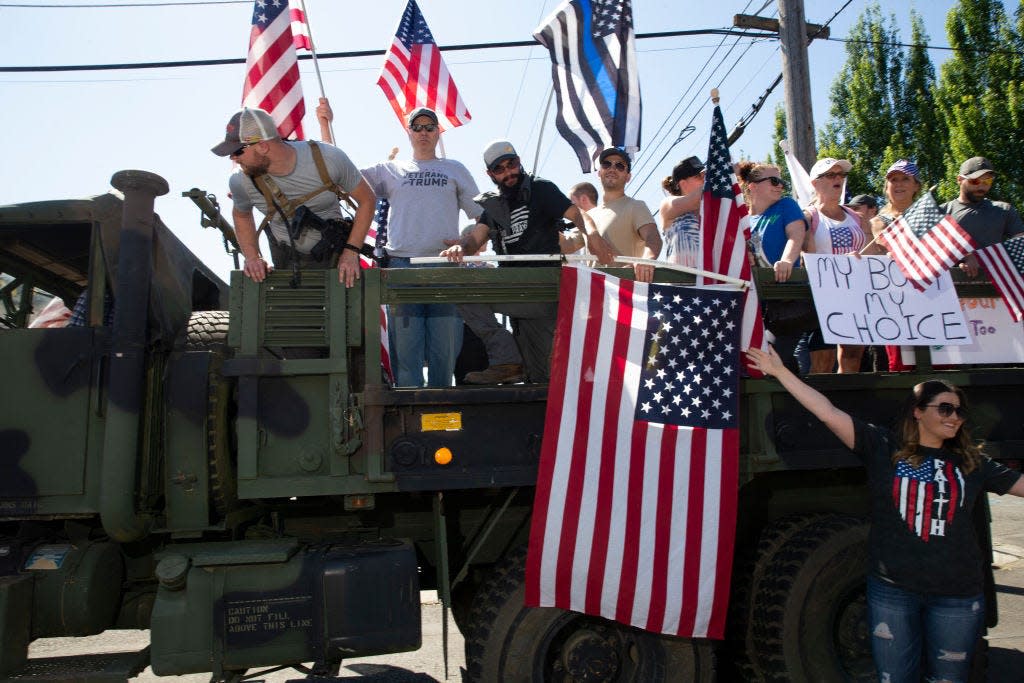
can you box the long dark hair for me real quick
[893,380,983,473]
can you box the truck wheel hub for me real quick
[561,629,621,681]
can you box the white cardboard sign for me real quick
[900,297,1024,364]
[803,254,971,346]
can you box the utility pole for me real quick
[734,3,823,165]
[777,0,816,170]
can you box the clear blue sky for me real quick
[0,0,1005,281]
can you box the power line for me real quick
[0,0,246,5]
[826,36,1023,56]
[629,0,769,190]
[0,28,776,73]
[630,28,767,194]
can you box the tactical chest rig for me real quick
[249,141,360,269]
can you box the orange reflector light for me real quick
[434,447,453,465]
[343,494,375,511]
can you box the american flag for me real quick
[534,0,642,172]
[525,266,741,638]
[877,193,977,291]
[288,0,311,51]
[892,458,964,542]
[377,0,471,131]
[361,200,392,383]
[699,103,765,376]
[242,0,305,140]
[976,235,1024,322]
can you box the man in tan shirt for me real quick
[584,148,661,282]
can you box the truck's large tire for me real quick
[725,513,825,682]
[750,515,872,683]
[181,311,236,515]
[463,546,715,682]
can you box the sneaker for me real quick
[463,364,525,385]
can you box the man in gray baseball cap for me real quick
[360,107,483,388]
[941,156,1023,275]
[212,107,376,288]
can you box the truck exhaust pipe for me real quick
[99,170,169,542]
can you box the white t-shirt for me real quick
[361,158,482,258]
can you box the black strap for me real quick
[253,174,303,288]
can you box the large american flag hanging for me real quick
[700,102,764,376]
[526,266,741,639]
[877,193,977,291]
[377,0,471,131]
[534,0,642,173]
[976,235,1024,322]
[242,0,305,140]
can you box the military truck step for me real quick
[7,648,149,682]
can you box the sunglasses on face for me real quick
[818,171,848,180]
[600,159,628,171]
[490,158,519,175]
[409,123,438,133]
[924,402,967,419]
[752,176,787,188]
[229,144,250,157]
[967,176,994,186]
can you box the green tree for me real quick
[768,103,793,188]
[934,0,1024,208]
[816,4,905,196]
[888,11,946,189]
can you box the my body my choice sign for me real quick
[803,254,971,346]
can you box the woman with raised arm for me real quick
[659,156,705,268]
[745,344,1024,683]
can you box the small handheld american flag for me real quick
[878,193,977,291]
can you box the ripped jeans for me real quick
[866,575,984,683]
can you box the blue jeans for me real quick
[866,575,984,683]
[387,258,462,388]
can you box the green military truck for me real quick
[0,171,1021,682]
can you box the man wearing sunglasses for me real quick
[440,140,613,384]
[584,148,661,283]
[941,156,1023,277]
[360,107,484,388]
[212,107,376,288]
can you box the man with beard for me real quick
[441,140,614,384]
[212,107,376,287]
[941,156,1023,277]
[585,148,661,282]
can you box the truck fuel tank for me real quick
[150,538,420,676]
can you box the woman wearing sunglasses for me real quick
[738,161,807,373]
[802,157,872,375]
[866,160,923,371]
[745,344,1024,683]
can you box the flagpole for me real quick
[298,0,334,144]
[532,88,555,174]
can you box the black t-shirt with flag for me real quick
[852,417,1020,596]
[477,175,572,267]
